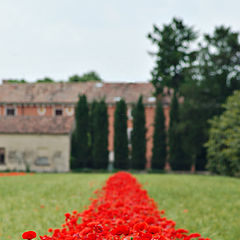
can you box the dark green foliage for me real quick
[148,17,197,95]
[68,71,102,82]
[206,91,240,177]
[92,100,109,169]
[151,101,167,170]
[131,96,146,170]
[179,25,240,170]
[71,95,89,168]
[199,26,240,105]
[179,93,207,169]
[114,99,129,169]
[36,77,54,83]
[179,78,209,170]
[168,92,186,170]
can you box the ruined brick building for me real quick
[0,81,170,172]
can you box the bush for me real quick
[205,90,240,176]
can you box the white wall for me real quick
[0,134,70,172]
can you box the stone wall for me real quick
[0,134,70,172]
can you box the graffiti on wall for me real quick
[7,149,64,169]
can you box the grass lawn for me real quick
[0,173,239,240]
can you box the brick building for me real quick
[0,81,171,171]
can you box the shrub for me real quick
[206,90,240,176]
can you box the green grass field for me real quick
[0,173,239,240]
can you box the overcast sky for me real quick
[0,0,239,83]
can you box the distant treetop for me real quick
[68,71,102,82]
[36,77,54,83]
[3,79,27,84]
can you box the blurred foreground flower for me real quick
[22,231,37,240]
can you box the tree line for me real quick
[71,93,197,171]
[205,90,240,177]
[148,17,240,173]
[3,71,102,83]
[71,95,168,171]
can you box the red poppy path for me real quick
[0,172,27,177]
[39,172,210,240]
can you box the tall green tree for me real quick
[72,95,89,168]
[151,101,167,170]
[179,25,240,170]
[199,26,240,106]
[131,96,146,170]
[114,99,129,169]
[189,25,240,122]
[92,100,109,169]
[168,92,186,170]
[148,17,197,94]
[69,71,102,82]
[179,80,207,170]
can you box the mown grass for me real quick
[137,174,240,240]
[0,173,239,240]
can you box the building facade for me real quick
[0,116,73,172]
[0,81,170,171]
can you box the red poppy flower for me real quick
[64,213,71,218]
[22,231,37,239]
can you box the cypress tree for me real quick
[168,92,185,170]
[88,100,97,168]
[151,101,167,170]
[73,95,89,168]
[92,100,109,169]
[114,99,129,169]
[131,96,146,170]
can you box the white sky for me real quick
[0,0,239,83]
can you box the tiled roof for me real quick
[0,82,170,105]
[0,116,74,134]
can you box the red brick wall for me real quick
[145,106,155,168]
[0,106,4,115]
[107,105,115,152]
[163,106,170,129]
[21,106,37,115]
[0,105,76,117]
